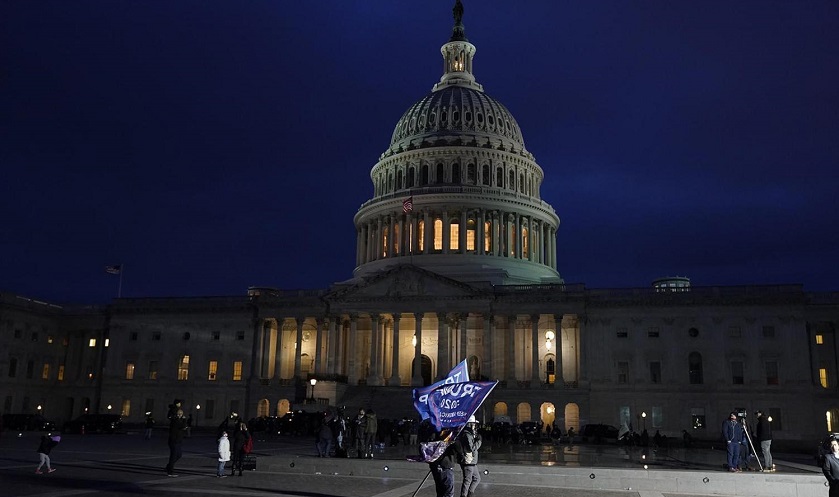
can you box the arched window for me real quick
[482,164,490,185]
[517,402,532,423]
[388,172,394,193]
[407,166,415,188]
[467,163,476,184]
[421,165,429,186]
[496,167,504,187]
[452,163,461,184]
[494,402,508,418]
[257,399,270,418]
[689,352,703,384]
[519,173,525,193]
[509,170,515,191]
[565,403,580,432]
[418,219,425,251]
[545,355,556,384]
[397,170,403,190]
[522,226,529,258]
[484,221,492,253]
[277,399,290,418]
[466,219,476,251]
[382,226,389,257]
[433,218,443,250]
[436,163,444,184]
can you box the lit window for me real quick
[233,361,243,381]
[816,334,824,345]
[521,227,529,258]
[393,224,400,255]
[450,221,459,250]
[57,364,65,381]
[208,361,218,381]
[433,219,443,250]
[484,221,491,252]
[121,399,131,417]
[125,362,135,380]
[89,338,97,347]
[418,220,425,251]
[42,364,50,380]
[178,355,190,380]
[465,220,476,251]
[148,361,158,380]
[104,338,110,347]
[820,368,829,388]
[381,226,389,257]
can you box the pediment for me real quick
[326,264,479,302]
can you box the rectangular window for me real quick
[731,361,744,385]
[8,358,17,378]
[152,331,161,341]
[233,361,243,381]
[617,361,629,384]
[649,361,661,384]
[691,407,705,430]
[449,223,459,250]
[762,325,775,338]
[121,399,131,417]
[236,331,245,341]
[765,361,779,385]
[212,331,220,341]
[208,361,218,381]
[647,327,660,338]
[484,221,491,253]
[178,355,190,380]
[148,361,158,380]
[58,364,65,381]
[145,398,154,415]
[816,334,824,345]
[728,326,741,338]
[820,368,829,388]
[433,219,443,250]
[651,406,663,428]
[42,363,50,380]
[205,399,215,420]
[26,360,34,379]
[130,332,138,341]
[616,328,628,338]
[466,223,476,251]
[768,408,782,430]
[125,362,135,380]
[89,338,97,347]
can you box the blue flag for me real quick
[412,359,470,421]
[427,381,498,431]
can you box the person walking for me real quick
[165,408,188,476]
[353,408,368,458]
[721,412,744,472]
[143,412,154,440]
[755,410,774,472]
[230,419,251,476]
[365,409,378,459]
[456,416,482,497]
[429,434,457,497]
[216,431,230,477]
[35,434,60,474]
[824,439,839,497]
[316,415,333,457]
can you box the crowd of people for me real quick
[720,410,774,473]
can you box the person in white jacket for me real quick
[217,432,231,477]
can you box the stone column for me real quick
[368,314,381,385]
[459,314,468,363]
[437,312,450,379]
[507,315,517,383]
[413,312,424,386]
[482,314,493,379]
[531,314,541,383]
[442,209,450,254]
[259,319,271,378]
[477,209,485,255]
[376,217,383,260]
[348,314,359,384]
[411,213,419,254]
[554,314,565,386]
[460,210,467,253]
[314,317,325,375]
[423,211,432,254]
[335,318,345,376]
[389,313,402,386]
[578,315,588,384]
[293,317,304,379]
[490,211,499,256]
[326,318,337,375]
[274,318,285,380]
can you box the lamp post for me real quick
[641,411,647,431]
[309,378,317,402]
[195,404,201,429]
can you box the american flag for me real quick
[105,264,122,275]
[402,196,413,213]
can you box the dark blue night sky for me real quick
[2,1,837,305]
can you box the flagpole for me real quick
[410,470,432,497]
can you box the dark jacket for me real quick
[721,419,743,444]
[168,416,187,444]
[755,416,772,442]
[457,426,482,466]
[430,441,457,470]
[232,422,251,452]
[36,436,59,455]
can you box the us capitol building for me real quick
[2,2,837,443]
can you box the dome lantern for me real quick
[434,0,483,92]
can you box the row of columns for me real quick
[257,313,572,387]
[356,208,557,269]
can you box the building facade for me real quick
[2,2,838,442]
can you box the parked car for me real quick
[63,414,122,434]
[578,423,619,443]
[2,413,56,432]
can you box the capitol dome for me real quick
[352,1,562,286]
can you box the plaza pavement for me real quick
[0,429,829,497]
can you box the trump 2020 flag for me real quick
[427,381,498,431]
[412,359,469,421]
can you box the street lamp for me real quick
[309,378,317,402]
[195,405,201,429]
[641,411,647,431]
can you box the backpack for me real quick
[243,436,253,454]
